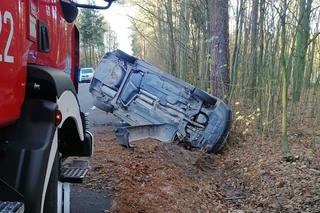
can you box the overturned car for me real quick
[90,50,231,153]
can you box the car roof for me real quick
[80,67,94,70]
[80,68,94,73]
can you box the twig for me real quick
[309,168,320,175]
[224,195,247,200]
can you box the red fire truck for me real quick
[0,0,115,212]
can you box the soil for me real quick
[84,126,320,212]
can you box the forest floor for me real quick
[84,122,320,213]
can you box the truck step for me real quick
[0,201,24,213]
[60,157,90,183]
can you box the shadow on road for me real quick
[71,185,112,213]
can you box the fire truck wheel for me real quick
[43,152,59,213]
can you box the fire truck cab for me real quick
[0,1,114,212]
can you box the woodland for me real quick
[77,8,119,67]
[78,0,320,212]
[129,0,320,157]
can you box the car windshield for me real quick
[81,68,93,74]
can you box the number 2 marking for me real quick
[4,11,14,63]
[0,11,14,63]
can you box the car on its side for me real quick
[79,67,94,83]
[90,50,232,153]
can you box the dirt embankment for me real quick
[85,127,320,213]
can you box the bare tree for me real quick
[165,0,177,74]
[280,0,290,156]
[208,0,230,99]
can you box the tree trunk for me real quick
[229,0,244,101]
[209,0,230,99]
[178,0,189,80]
[280,0,290,156]
[250,0,259,100]
[292,0,312,103]
[256,0,265,130]
[165,0,177,74]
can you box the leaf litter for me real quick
[84,127,320,213]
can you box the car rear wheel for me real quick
[193,88,217,106]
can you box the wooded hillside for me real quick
[129,0,320,156]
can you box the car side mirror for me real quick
[60,0,79,23]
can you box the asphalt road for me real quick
[70,83,119,213]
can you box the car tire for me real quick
[207,131,230,153]
[193,88,217,105]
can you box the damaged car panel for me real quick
[90,50,231,153]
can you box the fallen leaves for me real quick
[83,127,320,212]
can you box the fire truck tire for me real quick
[43,152,59,213]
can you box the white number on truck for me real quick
[0,11,14,63]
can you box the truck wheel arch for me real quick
[27,65,89,156]
[27,65,77,99]
[57,90,84,141]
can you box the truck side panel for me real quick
[0,99,57,213]
[0,1,30,126]
[28,0,74,78]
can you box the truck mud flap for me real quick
[0,99,57,213]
